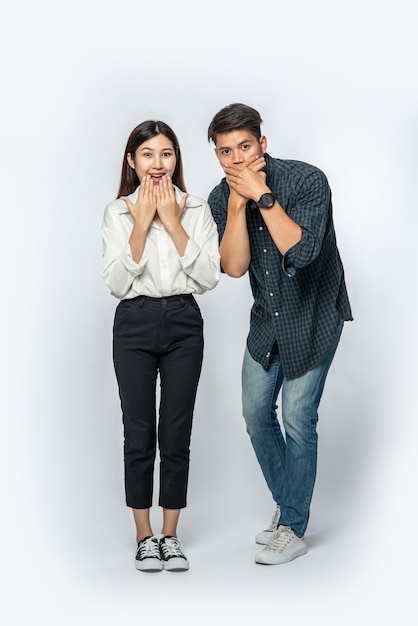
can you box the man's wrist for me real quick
[228,192,247,211]
[255,190,275,209]
[252,185,270,200]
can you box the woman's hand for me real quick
[154,175,188,232]
[153,175,190,255]
[123,176,158,263]
[121,175,156,231]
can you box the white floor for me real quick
[2,280,415,624]
[3,482,414,626]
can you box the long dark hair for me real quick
[117,120,186,197]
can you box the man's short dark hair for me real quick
[207,103,263,145]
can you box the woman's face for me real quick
[127,133,176,185]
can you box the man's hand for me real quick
[224,155,268,202]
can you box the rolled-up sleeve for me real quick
[102,203,148,298]
[281,170,331,277]
[179,201,220,291]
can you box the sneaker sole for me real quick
[255,545,307,565]
[162,558,190,572]
[135,558,163,571]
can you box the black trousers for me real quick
[113,294,204,509]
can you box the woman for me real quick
[102,120,220,572]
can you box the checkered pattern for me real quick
[208,154,353,379]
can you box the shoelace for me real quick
[267,505,281,531]
[268,526,294,552]
[138,537,160,559]
[160,537,185,559]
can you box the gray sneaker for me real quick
[255,525,307,565]
[255,505,280,545]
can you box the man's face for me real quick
[214,129,267,169]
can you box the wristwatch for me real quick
[256,192,275,209]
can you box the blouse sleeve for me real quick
[101,202,148,298]
[178,199,220,292]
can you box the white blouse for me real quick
[102,185,220,299]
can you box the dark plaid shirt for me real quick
[208,153,353,378]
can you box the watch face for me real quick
[257,193,275,208]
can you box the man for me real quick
[207,103,352,565]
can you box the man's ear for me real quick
[260,135,268,154]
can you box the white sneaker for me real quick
[255,505,281,545]
[255,525,307,565]
[135,536,163,571]
[159,536,190,571]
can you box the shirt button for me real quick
[266,271,269,275]
[266,352,270,358]
[270,292,273,296]
[274,312,279,316]
[259,227,263,231]
[263,249,267,253]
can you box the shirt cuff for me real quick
[178,238,200,270]
[281,254,296,277]
[119,243,148,275]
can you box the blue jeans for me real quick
[242,324,343,537]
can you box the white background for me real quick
[1,0,417,623]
